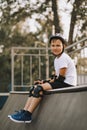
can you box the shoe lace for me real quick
[14,109,23,113]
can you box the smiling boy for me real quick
[8,33,77,123]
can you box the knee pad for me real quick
[33,85,44,98]
[29,86,34,97]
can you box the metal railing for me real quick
[66,37,87,85]
[11,47,52,91]
[11,37,87,91]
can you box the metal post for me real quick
[39,50,41,79]
[11,48,14,91]
[30,56,32,85]
[21,55,24,87]
[46,39,49,79]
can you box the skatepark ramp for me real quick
[1,85,87,130]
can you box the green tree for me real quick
[51,0,61,33]
[68,0,86,44]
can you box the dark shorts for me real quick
[49,80,73,89]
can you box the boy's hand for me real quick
[34,79,43,85]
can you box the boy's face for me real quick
[50,39,63,56]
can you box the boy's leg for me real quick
[26,82,52,113]
[9,83,52,123]
[24,97,33,110]
[27,97,42,113]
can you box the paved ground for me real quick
[0,88,87,130]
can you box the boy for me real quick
[8,33,77,123]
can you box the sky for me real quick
[58,0,73,39]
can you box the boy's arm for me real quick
[59,67,67,77]
[49,67,67,83]
[34,68,67,84]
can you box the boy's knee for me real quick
[29,85,44,98]
[29,86,34,97]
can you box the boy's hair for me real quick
[49,33,66,45]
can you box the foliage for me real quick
[68,0,86,44]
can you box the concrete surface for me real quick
[0,87,87,130]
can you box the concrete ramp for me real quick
[1,86,87,130]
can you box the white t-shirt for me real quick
[54,52,77,86]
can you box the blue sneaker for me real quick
[8,110,25,118]
[9,111,32,123]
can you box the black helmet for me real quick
[49,33,66,45]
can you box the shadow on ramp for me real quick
[0,85,87,130]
